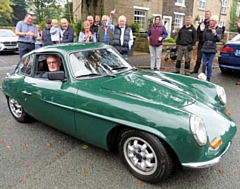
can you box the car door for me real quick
[17,54,77,135]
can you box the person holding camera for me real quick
[200,15,221,82]
[173,16,196,75]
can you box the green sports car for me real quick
[1,43,237,183]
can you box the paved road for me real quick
[0,52,239,189]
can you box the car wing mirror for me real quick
[48,71,66,81]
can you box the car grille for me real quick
[3,42,17,46]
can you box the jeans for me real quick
[202,53,215,79]
[35,44,42,49]
[18,42,35,58]
[149,45,163,70]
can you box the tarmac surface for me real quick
[128,51,219,73]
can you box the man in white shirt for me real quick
[108,11,133,60]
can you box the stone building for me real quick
[73,0,234,36]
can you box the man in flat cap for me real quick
[42,19,54,46]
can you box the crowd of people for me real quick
[15,9,134,60]
[15,10,240,83]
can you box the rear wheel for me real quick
[119,130,173,183]
[220,67,232,74]
[7,97,31,122]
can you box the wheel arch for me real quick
[107,124,180,165]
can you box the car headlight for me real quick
[0,43,4,51]
[190,115,207,146]
[216,85,227,105]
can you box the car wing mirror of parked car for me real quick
[48,71,66,81]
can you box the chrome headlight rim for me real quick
[216,85,227,105]
[190,115,207,146]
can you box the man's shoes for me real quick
[207,78,210,82]
[190,70,198,74]
[173,71,180,74]
[236,81,240,85]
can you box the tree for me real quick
[26,0,65,24]
[0,0,13,20]
[62,1,73,24]
[12,0,27,25]
[229,0,239,31]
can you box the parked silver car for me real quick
[0,29,18,52]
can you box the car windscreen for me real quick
[230,34,240,42]
[0,30,16,37]
[69,48,132,78]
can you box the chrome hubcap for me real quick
[9,98,22,118]
[123,137,157,175]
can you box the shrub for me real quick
[164,37,176,43]
[128,22,140,33]
[74,19,82,38]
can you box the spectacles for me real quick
[47,61,58,64]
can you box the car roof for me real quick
[35,43,110,54]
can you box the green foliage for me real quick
[74,19,82,39]
[128,22,140,33]
[221,39,227,45]
[148,16,154,29]
[229,0,239,31]
[164,37,176,43]
[0,0,13,20]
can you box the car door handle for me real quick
[22,91,32,95]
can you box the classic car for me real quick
[0,29,18,52]
[1,43,237,183]
[218,34,240,73]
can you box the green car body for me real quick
[1,43,237,183]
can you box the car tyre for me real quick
[119,130,173,183]
[7,97,31,123]
[220,67,232,74]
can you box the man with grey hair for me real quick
[87,15,98,33]
[97,15,114,45]
[174,16,196,75]
[60,18,74,43]
[108,11,133,60]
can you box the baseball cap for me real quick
[45,19,52,24]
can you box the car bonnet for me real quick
[100,71,196,108]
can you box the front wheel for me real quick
[119,130,173,183]
[7,97,31,123]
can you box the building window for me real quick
[199,0,206,10]
[221,0,228,14]
[174,14,184,30]
[237,1,240,17]
[219,20,225,27]
[134,9,147,29]
[175,0,185,7]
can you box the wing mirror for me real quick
[48,71,66,81]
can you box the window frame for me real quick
[175,0,185,7]
[199,0,206,10]
[221,0,228,14]
[133,6,149,30]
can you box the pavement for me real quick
[128,51,219,73]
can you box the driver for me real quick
[42,55,62,78]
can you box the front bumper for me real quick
[0,43,18,51]
[181,141,231,169]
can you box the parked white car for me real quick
[0,29,18,52]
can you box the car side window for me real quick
[20,55,34,76]
[35,54,65,79]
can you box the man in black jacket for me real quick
[174,16,196,75]
[60,18,74,43]
[190,10,211,74]
[42,19,54,46]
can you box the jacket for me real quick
[201,26,221,54]
[42,28,54,46]
[112,25,131,54]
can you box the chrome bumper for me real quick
[182,142,231,169]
